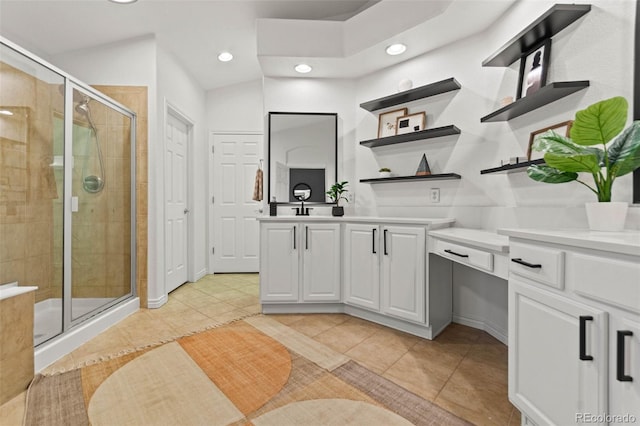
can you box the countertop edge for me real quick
[256,216,456,225]
[498,228,640,256]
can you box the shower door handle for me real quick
[184,208,190,214]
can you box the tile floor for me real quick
[0,273,520,426]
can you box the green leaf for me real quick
[571,97,628,146]
[607,121,640,177]
[527,164,578,183]
[532,131,602,173]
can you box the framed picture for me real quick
[527,120,573,161]
[396,112,426,135]
[517,39,551,99]
[378,107,408,138]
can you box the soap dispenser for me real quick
[269,197,277,216]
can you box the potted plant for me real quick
[528,96,640,231]
[326,181,349,217]
[379,167,391,178]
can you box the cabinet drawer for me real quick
[568,252,640,314]
[510,241,564,289]
[434,239,493,272]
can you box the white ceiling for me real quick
[0,0,516,91]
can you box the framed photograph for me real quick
[396,112,426,135]
[517,39,551,99]
[527,120,573,161]
[378,107,408,138]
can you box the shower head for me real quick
[75,97,90,115]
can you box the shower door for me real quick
[66,84,136,325]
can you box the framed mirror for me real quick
[268,112,338,204]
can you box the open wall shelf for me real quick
[360,173,461,183]
[480,159,544,175]
[360,125,460,148]
[359,78,461,112]
[482,4,592,67]
[480,81,589,122]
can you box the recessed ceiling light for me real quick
[294,64,312,74]
[0,110,13,116]
[386,43,407,56]
[218,52,233,62]
[108,0,137,3]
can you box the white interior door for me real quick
[211,133,262,273]
[166,112,189,292]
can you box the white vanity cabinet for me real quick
[344,223,380,311]
[260,221,340,303]
[501,229,640,426]
[260,222,299,302]
[380,225,426,323]
[343,223,426,323]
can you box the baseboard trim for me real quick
[194,268,207,282]
[147,294,168,309]
[452,314,507,345]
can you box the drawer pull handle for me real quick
[444,249,469,258]
[511,258,542,269]
[383,230,388,255]
[372,228,377,254]
[305,226,309,250]
[617,330,633,382]
[579,316,594,361]
[293,226,296,250]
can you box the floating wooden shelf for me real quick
[480,159,545,175]
[360,173,462,183]
[359,78,461,112]
[482,4,592,67]
[360,125,460,148]
[480,81,589,122]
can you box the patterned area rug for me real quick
[25,316,471,426]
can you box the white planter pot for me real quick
[379,171,391,178]
[585,202,628,231]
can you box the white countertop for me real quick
[257,216,456,226]
[429,228,510,253]
[498,228,640,256]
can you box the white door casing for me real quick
[210,133,262,273]
[165,111,190,293]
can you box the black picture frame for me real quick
[517,39,551,100]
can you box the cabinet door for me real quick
[260,223,299,302]
[380,225,426,323]
[509,278,608,426]
[344,224,380,310]
[609,316,640,425]
[302,223,341,302]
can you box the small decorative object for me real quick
[517,39,551,99]
[269,196,277,216]
[379,168,391,178]
[500,96,514,107]
[416,154,431,176]
[396,112,426,135]
[378,108,408,138]
[326,181,349,217]
[527,120,573,161]
[528,97,640,231]
[398,79,413,92]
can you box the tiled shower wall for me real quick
[0,58,148,307]
[94,85,148,308]
[0,61,60,303]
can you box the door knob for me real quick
[184,208,190,214]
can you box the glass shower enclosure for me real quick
[0,38,136,346]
